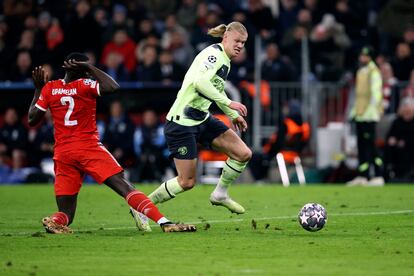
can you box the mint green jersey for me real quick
[166,43,239,126]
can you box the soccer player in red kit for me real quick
[28,52,196,234]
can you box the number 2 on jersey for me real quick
[60,96,78,126]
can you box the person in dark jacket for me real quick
[384,97,414,181]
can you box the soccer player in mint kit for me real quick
[131,22,252,231]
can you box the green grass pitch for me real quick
[1,184,413,275]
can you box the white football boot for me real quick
[365,177,385,186]
[346,176,368,186]
[209,194,245,214]
[129,208,152,232]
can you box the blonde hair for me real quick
[207,22,247,38]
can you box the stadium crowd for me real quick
[0,0,413,83]
[0,0,414,183]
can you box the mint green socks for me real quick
[213,158,248,197]
[148,177,184,204]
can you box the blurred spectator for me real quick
[246,0,275,40]
[161,14,188,50]
[176,0,198,31]
[402,25,414,54]
[0,107,29,166]
[296,9,313,31]
[277,0,300,39]
[101,51,130,82]
[135,45,161,82]
[101,29,137,74]
[210,0,242,20]
[8,50,32,82]
[16,27,47,65]
[158,49,185,83]
[102,101,135,168]
[33,11,50,60]
[17,28,35,51]
[167,29,194,69]
[102,4,134,43]
[140,0,177,21]
[135,33,161,62]
[41,15,65,67]
[227,48,253,85]
[384,97,414,181]
[45,18,64,52]
[377,0,414,52]
[380,62,399,114]
[31,111,54,164]
[249,99,310,181]
[23,15,38,32]
[132,109,169,182]
[281,25,309,76]
[134,17,159,43]
[403,69,414,98]
[0,149,39,184]
[261,43,295,81]
[194,1,208,28]
[333,0,365,42]
[310,14,351,80]
[65,0,101,54]
[0,17,12,79]
[191,9,221,53]
[375,54,387,68]
[231,9,255,56]
[303,0,323,25]
[2,0,33,46]
[333,0,366,70]
[93,6,109,35]
[391,42,413,81]
[347,47,384,186]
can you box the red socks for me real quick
[126,191,164,223]
[51,192,165,226]
[52,212,69,226]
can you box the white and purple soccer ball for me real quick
[298,203,327,232]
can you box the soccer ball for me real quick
[298,203,327,231]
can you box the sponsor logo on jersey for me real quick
[211,77,224,92]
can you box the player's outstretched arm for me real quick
[63,59,120,95]
[28,66,47,127]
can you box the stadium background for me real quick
[0,0,413,184]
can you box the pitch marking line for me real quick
[72,209,414,230]
[2,210,413,236]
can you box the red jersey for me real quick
[35,78,101,153]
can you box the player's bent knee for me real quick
[238,147,252,162]
[178,177,197,190]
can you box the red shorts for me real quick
[53,143,123,196]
